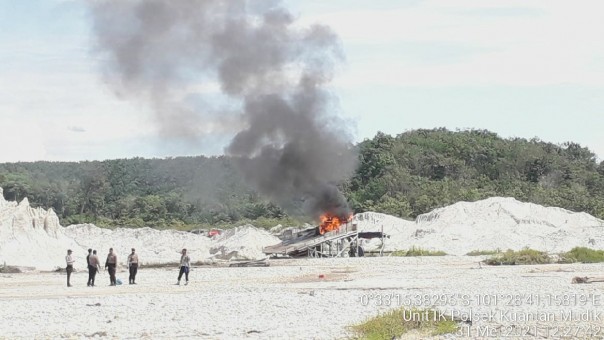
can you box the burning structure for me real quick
[89,0,357,230]
[318,213,353,235]
[263,219,388,258]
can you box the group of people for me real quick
[64,248,191,287]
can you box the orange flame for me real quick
[318,213,353,235]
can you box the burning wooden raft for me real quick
[263,225,358,257]
[263,221,386,258]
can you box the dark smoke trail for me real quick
[89,0,357,221]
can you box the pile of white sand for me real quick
[353,211,414,235]
[63,224,213,267]
[0,188,82,270]
[210,224,280,260]
[357,197,604,255]
[0,187,280,270]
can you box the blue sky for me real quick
[1,0,603,162]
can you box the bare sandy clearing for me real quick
[1,257,604,339]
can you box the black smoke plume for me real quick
[89,0,357,221]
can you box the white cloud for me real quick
[301,0,604,87]
[67,126,86,133]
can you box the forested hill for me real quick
[348,129,603,220]
[1,129,603,229]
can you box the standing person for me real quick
[176,248,190,285]
[105,248,117,286]
[86,248,93,287]
[65,249,74,287]
[88,250,101,287]
[127,248,139,284]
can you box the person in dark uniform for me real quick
[104,248,117,286]
[65,249,74,287]
[86,248,93,286]
[127,248,139,284]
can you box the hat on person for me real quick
[67,249,72,253]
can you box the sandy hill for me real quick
[63,224,213,269]
[0,187,279,270]
[0,188,83,270]
[357,197,604,255]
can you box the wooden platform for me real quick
[263,224,360,257]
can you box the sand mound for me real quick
[63,224,213,267]
[0,188,82,270]
[358,197,604,255]
[210,224,280,260]
[353,211,414,235]
[0,187,281,270]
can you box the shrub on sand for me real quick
[484,248,550,265]
[466,249,501,256]
[391,247,447,257]
[351,308,458,340]
[559,247,604,264]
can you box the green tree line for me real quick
[345,129,604,219]
[1,128,603,229]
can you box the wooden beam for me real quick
[572,276,604,284]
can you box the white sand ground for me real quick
[1,257,604,339]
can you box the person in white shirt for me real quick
[176,248,190,285]
[65,249,75,287]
